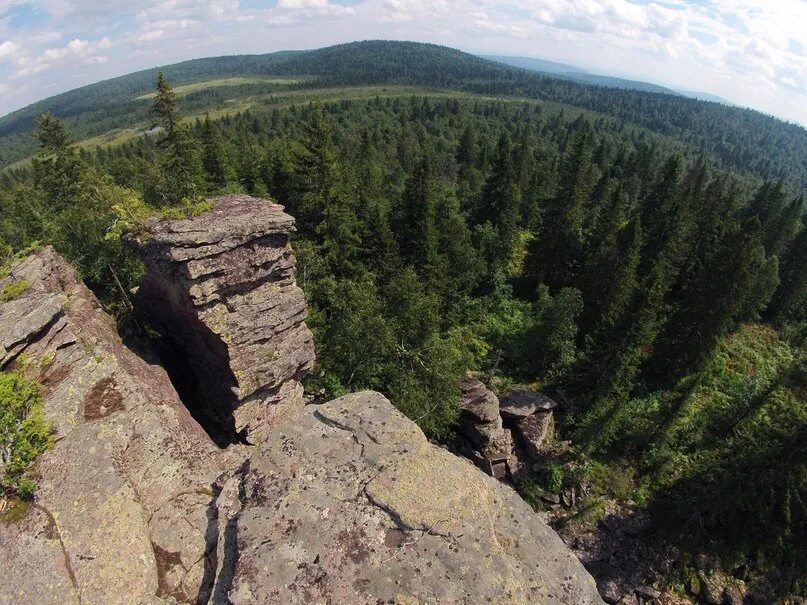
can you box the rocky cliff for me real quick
[0,196,603,605]
[127,195,315,445]
[0,246,229,604]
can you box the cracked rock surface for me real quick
[128,195,315,445]
[1,201,603,605]
[209,391,603,605]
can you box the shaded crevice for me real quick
[196,484,223,605]
[153,332,239,448]
[209,463,249,605]
[135,271,243,448]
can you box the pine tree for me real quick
[150,72,204,204]
[456,124,476,167]
[297,101,339,234]
[477,132,521,265]
[32,112,83,211]
[770,219,807,322]
[200,114,232,191]
[525,125,596,290]
[396,159,438,276]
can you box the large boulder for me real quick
[127,195,315,445]
[210,391,603,605]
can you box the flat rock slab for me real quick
[500,390,558,418]
[210,391,603,605]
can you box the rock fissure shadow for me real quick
[154,326,240,448]
[133,276,243,448]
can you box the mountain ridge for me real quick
[0,40,805,190]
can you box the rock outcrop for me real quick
[457,375,513,479]
[0,246,229,605]
[457,378,561,481]
[1,197,604,605]
[502,391,558,460]
[128,195,315,445]
[210,391,603,604]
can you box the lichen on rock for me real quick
[1,201,604,605]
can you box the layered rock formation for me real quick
[1,196,604,605]
[0,246,228,604]
[502,390,557,460]
[457,378,559,481]
[458,375,513,479]
[128,195,315,445]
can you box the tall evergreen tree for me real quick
[32,112,83,212]
[200,114,232,191]
[525,125,596,290]
[477,132,521,267]
[150,72,204,204]
[396,159,439,276]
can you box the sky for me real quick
[0,0,805,125]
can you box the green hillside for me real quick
[0,41,806,191]
[1,40,805,601]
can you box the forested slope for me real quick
[1,43,805,603]
[1,41,806,190]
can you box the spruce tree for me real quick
[770,218,807,322]
[32,112,83,212]
[297,101,339,234]
[151,72,203,204]
[396,159,438,276]
[478,132,521,266]
[525,125,596,290]
[200,114,232,191]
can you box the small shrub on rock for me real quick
[0,370,54,500]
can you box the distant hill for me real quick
[677,89,734,105]
[1,40,805,190]
[480,55,586,75]
[482,54,679,95]
[483,54,739,105]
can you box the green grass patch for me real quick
[134,75,314,99]
[0,279,30,302]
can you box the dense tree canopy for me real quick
[0,64,804,600]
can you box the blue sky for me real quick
[0,0,805,125]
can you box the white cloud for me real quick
[277,0,355,13]
[0,39,20,59]
[0,0,804,125]
[13,37,110,76]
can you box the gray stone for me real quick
[459,376,500,422]
[1,205,605,605]
[500,389,558,418]
[0,247,231,605]
[635,585,661,600]
[127,195,315,444]
[515,410,555,458]
[209,391,604,605]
